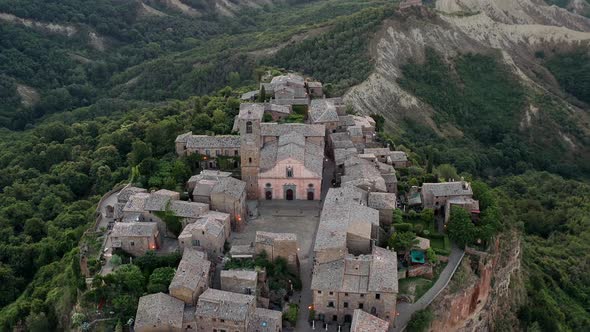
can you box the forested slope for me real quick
[1,0,590,331]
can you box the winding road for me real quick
[392,245,465,332]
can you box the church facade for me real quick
[236,104,325,201]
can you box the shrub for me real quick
[393,223,413,232]
[407,308,434,332]
[284,303,298,324]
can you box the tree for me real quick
[388,231,418,252]
[147,267,175,293]
[393,209,403,224]
[435,164,459,181]
[128,140,152,167]
[426,248,437,264]
[25,312,50,332]
[447,206,476,248]
[258,85,266,102]
[111,255,122,267]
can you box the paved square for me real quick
[231,200,321,261]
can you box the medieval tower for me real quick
[238,105,263,199]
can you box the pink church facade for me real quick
[258,157,321,201]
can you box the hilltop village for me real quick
[88,72,481,332]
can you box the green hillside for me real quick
[0,0,589,331]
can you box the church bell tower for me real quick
[238,104,263,199]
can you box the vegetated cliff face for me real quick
[429,231,525,332]
[344,0,590,140]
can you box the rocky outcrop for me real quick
[344,0,590,137]
[429,231,524,331]
[0,12,106,51]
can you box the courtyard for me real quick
[231,199,323,331]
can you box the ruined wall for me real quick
[429,231,524,332]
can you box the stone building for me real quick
[178,211,231,259]
[312,187,398,326]
[168,200,210,227]
[248,307,283,332]
[368,192,397,226]
[350,309,390,332]
[236,104,325,200]
[177,101,325,201]
[255,231,299,272]
[444,196,480,223]
[190,170,247,231]
[389,151,410,168]
[338,115,376,145]
[169,248,211,305]
[309,98,343,134]
[341,157,388,193]
[265,73,308,105]
[110,222,160,256]
[314,187,379,264]
[359,148,409,169]
[311,247,398,326]
[258,130,324,201]
[263,103,292,122]
[134,292,185,332]
[421,181,475,210]
[175,132,241,169]
[220,270,258,295]
[194,289,282,332]
[307,81,324,98]
[113,186,147,221]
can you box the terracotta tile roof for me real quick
[169,248,211,292]
[135,293,184,331]
[422,181,473,197]
[111,222,158,237]
[351,309,390,332]
[195,289,255,322]
[309,99,340,123]
[368,192,396,210]
[249,307,283,332]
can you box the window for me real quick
[308,183,314,188]
[344,293,349,296]
[359,303,364,309]
[212,318,216,322]
[220,319,225,323]
[192,239,200,246]
[328,301,334,308]
[130,241,135,246]
[206,149,210,156]
[266,183,272,187]
[286,166,293,178]
[376,293,381,300]
[235,150,239,156]
[249,157,252,164]
[202,231,205,235]
[360,294,365,298]
[343,302,348,308]
[317,291,322,294]
[246,121,253,134]
[332,315,337,321]
[216,150,221,156]
[329,291,333,295]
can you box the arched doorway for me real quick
[265,190,272,200]
[286,189,294,201]
[307,191,314,200]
